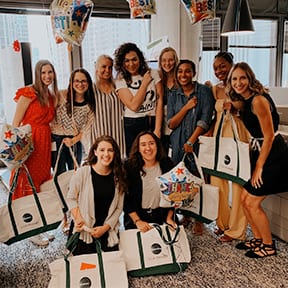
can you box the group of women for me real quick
[9,41,288,259]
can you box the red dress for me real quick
[10,86,55,199]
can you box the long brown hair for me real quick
[84,135,126,194]
[128,131,166,176]
[33,59,59,106]
[227,62,266,101]
[66,68,96,116]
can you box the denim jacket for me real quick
[167,81,215,166]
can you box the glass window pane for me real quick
[0,13,70,90]
[81,17,151,78]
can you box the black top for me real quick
[123,157,175,228]
[91,167,115,227]
[242,93,288,196]
[242,93,279,138]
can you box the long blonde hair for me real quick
[94,54,115,91]
[33,59,59,106]
[158,47,179,87]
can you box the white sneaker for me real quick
[30,234,49,247]
[43,232,55,242]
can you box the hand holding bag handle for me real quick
[7,164,50,242]
[53,142,79,212]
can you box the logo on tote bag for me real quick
[79,277,92,288]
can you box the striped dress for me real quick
[90,86,126,158]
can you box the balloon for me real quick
[181,0,216,25]
[50,0,94,46]
[0,124,34,170]
[127,0,156,18]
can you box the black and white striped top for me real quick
[90,87,126,158]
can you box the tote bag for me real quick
[40,143,79,213]
[178,153,219,224]
[198,113,250,185]
[48,233,128,288]
[119,224,191,277]
[0,124,34,170]
[156,154,204,208]
[0,164,64,245]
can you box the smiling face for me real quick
[72,71,88,95]
[160,51,176,74]
[213,57,233,82]
[176,63,195,87]
[96,57,113,81]
[41,64,55,87]
[231,67,251,98]
[138,133,157,164]
[124,50,140,76]
[94,140,115,167]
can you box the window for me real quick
[81,17,150,79]
[199,19,279,88]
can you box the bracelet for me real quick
[134,219,141,225]
[186,141,194,147]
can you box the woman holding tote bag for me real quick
[227,62,288,258]
[208,52,250,243]
[67,136,126,255]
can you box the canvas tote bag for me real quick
[48,232,128,288]
[40,142,79,213]
[0,164,64,245]
[198,112,250,185]
[178,153,219,224]
[119,224,191,277]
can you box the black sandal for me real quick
[235,238,262,250]
[245,241,277,258]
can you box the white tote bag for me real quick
[48,233,128,288]
[198,113,250,185]
[178,153,219,224]
[0,164,64,245]
[40,143,78,212]
[119,224,191,277]
[156,154,204,208]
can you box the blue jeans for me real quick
[124,116,155,157]
[51,134,82,176]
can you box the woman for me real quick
[67,135,126,255]
[167,59,215,235]
[114,42,163,157]
[158,47,179,154]
[227,62,288,258]
[51,68,95,176]
[91,55,126,158]
[51,68,95,234]
[210,52,249,242]
[10,59,59,247]
[123,131,177,232]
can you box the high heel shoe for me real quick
[235,238,262,250]
[245,240,277,258]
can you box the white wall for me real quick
[151,0,202,70]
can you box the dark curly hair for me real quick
[84,135,126,194]
[127,131,166,176]
[66,68,96,116]
[113,42,149,85]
